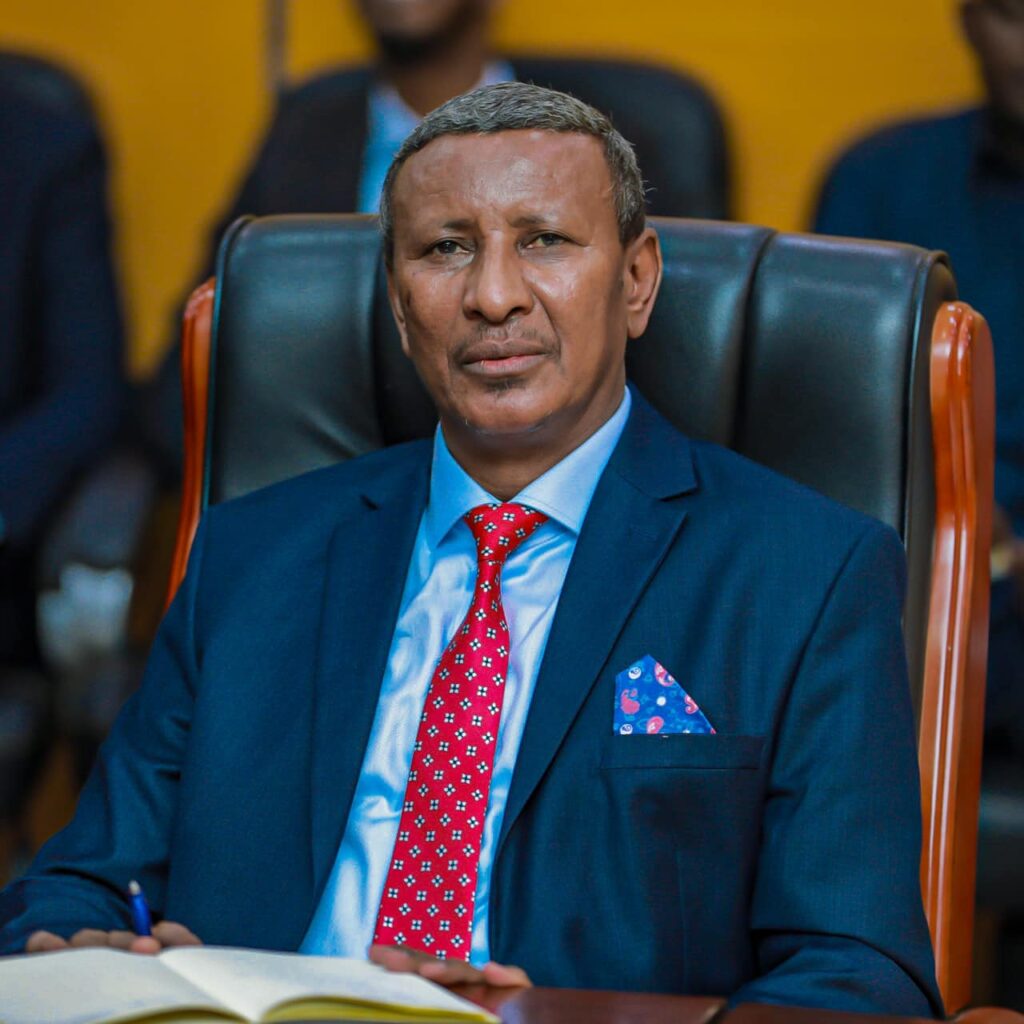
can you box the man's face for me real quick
[356,0,490,54]
[387,130,661,459]
[963,0,1024,125]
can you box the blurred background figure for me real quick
[814,0,1024,753]
[813,0,1024,1006]
[139,0,729,475]
[0,53,135,857]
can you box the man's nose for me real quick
[463,241,533,323]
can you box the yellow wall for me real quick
[3,1,980,373]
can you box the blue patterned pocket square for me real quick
[613,654,716,735]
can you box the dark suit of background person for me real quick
[139,58,728,474]
[813,0,1024,762]
[0,385,941,1016]
[0,59,124,821]
[813,8,1024,1004]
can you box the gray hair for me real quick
[378,81,646,263]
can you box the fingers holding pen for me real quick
[151,921,202,947]
[23,878,202,957]
[25,930,70,953]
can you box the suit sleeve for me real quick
[0,517,209,954]
[0,117,124,545]
[730,522,943,1017]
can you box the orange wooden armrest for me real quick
[919,302,994,1013]
[165,277,215,609]
[954,1009,1024,1024]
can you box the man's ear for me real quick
[623,227,663,340]
[385,265,412,358]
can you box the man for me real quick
[813,0,1024,757]
[1,84,939,1016]
[0,54,125,827]
[140,0,728,475]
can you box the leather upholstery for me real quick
[0,51,92,118]
[205,214,957,711]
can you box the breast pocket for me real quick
[600,734,764,770]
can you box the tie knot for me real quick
[464,502,547,569]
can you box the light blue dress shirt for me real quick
[301,389,631,964]
[356,61,515,214]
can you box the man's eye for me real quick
[527,233,565,248]
[431,239,465,255]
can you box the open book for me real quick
[0,946,500,1024]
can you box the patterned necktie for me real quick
[373,501,548,959]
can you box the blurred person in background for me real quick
[0,54,127,849]
[813,0,1024,761]
[812,0,1024,1005]
[140,0,729,474]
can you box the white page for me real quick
[161,947,496,1022]
[0,947,234,1024]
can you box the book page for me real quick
[160,947,497,1022]
[0,947,238,1024]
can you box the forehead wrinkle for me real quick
[509,213,564,228]
[395,131,618,237]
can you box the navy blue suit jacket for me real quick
[0,396,940,1015]
[0,79,123,548]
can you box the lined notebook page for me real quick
[161,948,496,1022]
[0,948,232,1024]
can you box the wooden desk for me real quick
[727,1004,941,1024]
[727,1005,1024,1024]
[463,985,723,1024]
[443,986,1024,1024]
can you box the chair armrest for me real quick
[919,302,995,1012]
[954,1008,1024,1024]
[165,278,215,609]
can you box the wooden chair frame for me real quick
[167,282,1000,1018]
[919,304,994,1013]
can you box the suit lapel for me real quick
[497,396,698,851]
[309,448,430,893]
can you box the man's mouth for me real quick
[460,341,549,378]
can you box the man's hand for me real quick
[25,922,202,955]
[368,943,531,989]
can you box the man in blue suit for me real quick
[0,55,124,825]
[0,83,941,1016]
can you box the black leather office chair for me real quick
[169,214,994,1015]
[0,51,92,118]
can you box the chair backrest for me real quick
[0,51,93,119]
[509,57,729,220]
[169,214,993,1013]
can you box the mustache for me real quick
[452,325,556,364]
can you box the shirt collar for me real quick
[424,387,632,548]
[367,60,515,152]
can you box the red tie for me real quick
[373,502,548,959]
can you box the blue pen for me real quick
[128,879,152,936]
